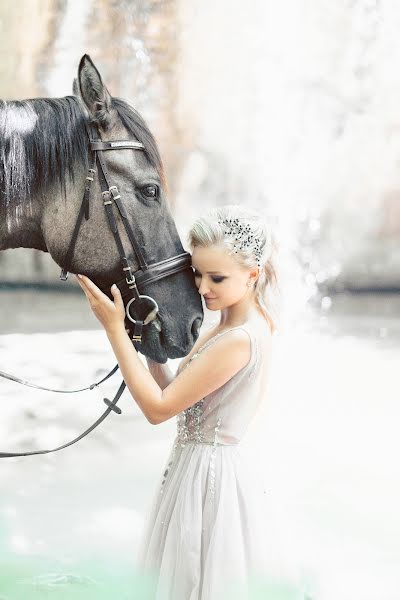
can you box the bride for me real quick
[76,204,308,600]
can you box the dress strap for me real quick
[177,323,259,376]
[195,324,250,354]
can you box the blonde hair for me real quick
[187,204,280,334]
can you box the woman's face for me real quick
[191,244,254,311]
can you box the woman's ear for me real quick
[249,266,260,284]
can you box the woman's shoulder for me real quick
[177,324,251,375]
[176,326,219,374]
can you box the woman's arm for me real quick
[106,325,250,425]
[146,357,175,390]
[75,274,251,426]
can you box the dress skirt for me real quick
[135,440,308,600]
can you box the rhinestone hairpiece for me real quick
[217,217,263,266]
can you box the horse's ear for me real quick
[77,54,113,128]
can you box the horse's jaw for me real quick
[0,204,47,252]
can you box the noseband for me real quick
[60,121,192,344]
[0,121,194,458]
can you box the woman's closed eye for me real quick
[193,270,226,283]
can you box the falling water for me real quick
[44,0,93,96]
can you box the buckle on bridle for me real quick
[102,190,112,205]
[86,168,96,182]
[123,266,136,286]
[109,186,121,201]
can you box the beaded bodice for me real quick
[175,323,261,447]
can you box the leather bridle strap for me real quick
[134,252,193,288]
[60,151,96,281]
[95,149,148,271]
[90,140,145,151]
[93,146,147,342]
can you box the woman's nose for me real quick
[198,278,210,295]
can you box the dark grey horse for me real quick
[0,55,203,362]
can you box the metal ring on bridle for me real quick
[125,295,159,325]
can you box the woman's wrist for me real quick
[106,322,127,340]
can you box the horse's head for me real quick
[1,55,203,361]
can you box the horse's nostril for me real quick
[192,317,202,339]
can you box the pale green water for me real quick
[0,557,151,600]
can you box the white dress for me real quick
[135,322,309,600]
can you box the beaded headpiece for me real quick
[217,217,263,266]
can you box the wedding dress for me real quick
[135,321,309,600]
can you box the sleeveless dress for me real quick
[135,322,309,600]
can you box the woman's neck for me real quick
[218,301,265,329]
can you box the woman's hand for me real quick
[75,274,126,334]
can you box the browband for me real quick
[90,140,145,151]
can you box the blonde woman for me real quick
[76,205,307,599]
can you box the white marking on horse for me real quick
[0,102,37,138]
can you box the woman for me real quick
[76,204,307,600]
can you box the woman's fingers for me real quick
[77,274,101,297]
[75,274,88,294]
[111,284,123,304]
[74,275,125,330]
[75,274,97,304]
[77,274,106,301]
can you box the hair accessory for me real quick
[217,217,263,266]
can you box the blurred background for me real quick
[0,1,399,599]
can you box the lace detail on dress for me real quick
[177,399,206,444]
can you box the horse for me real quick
[0,54,203,364]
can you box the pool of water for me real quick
[0,289,399,600]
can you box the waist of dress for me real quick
[174,437,239,447]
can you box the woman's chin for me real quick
[204,298,219,310]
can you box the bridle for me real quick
[0,120,193,459]
[61,121,192,344]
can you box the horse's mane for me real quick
[0,95,164,213]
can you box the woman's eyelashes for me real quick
[193,270,226,283]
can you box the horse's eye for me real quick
[141,185,158,199]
